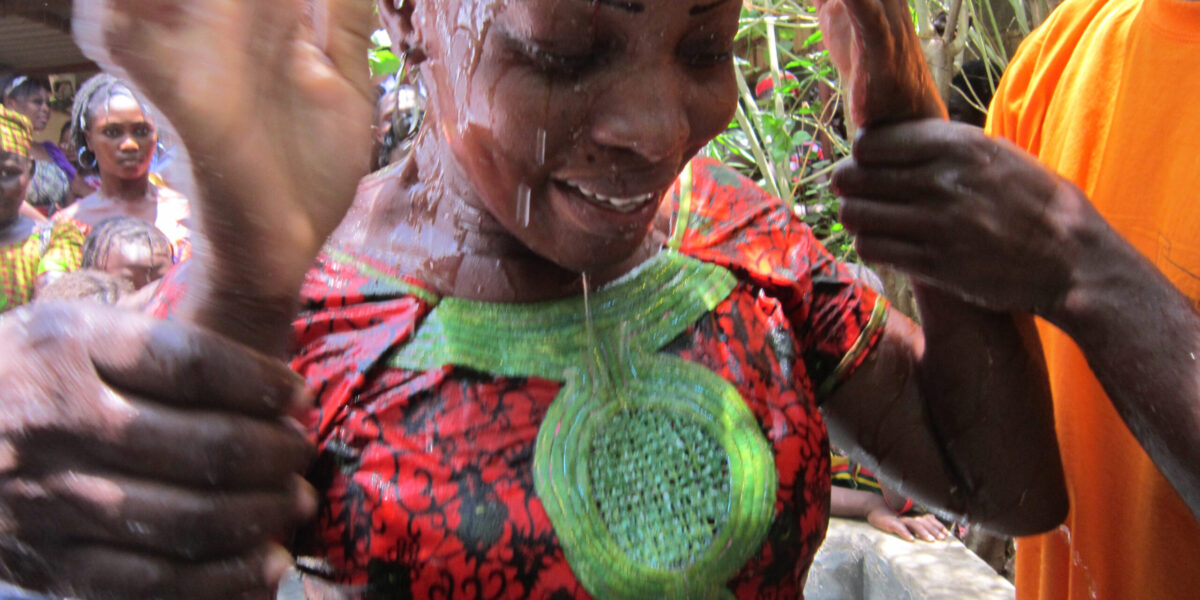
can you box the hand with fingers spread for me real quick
[815,0,946,127]
[72,0,376,353]
[0,302,317,598]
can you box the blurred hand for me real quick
[833,119,1103,315]
[0,303,316,598]
[73,0,375,319]
[866,509,950,542]
[815,0,946,127]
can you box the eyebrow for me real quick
[690,0,732,15]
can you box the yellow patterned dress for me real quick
[0,221,84,313]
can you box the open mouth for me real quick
[560,180,659,214]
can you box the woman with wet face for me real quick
[1,75,89,217]
[0,0,1065,597]
[0,105,83,313]
[53,74,192,263]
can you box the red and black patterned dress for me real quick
[154,158,886,599]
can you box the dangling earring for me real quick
[77,146,97,170]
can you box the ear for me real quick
[378,0,426,66]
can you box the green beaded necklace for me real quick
[390,165,778,599]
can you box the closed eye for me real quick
[509,37,599,78]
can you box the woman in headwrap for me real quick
[0,106,83,313]
[53,74,192,263]
[1,75,90,217]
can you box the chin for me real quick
[548,231,653,278]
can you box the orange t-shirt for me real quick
[986,0,1200,597]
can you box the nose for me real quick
[589,64,690,164]
[119,136,140,152]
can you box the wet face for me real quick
[101,238,172,290]
[411,0,739,273]
[85,94,158,182]
[0,151,31,225]
[7,88,50,132]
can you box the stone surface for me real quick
[805,518,1015,600]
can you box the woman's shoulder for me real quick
[51,194,98,227]
[670,157,816,268]
[153,184,191,205]
[303,244,437,306]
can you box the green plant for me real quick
[704,0,1054,266]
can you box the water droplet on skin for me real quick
[536,128,547,166]
[516,184,532,228]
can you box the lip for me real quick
[559,179,660,213]
[550,179,665,234]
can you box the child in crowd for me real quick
[36,268,132,305]
[81,215,173,291]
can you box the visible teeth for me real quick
[572,183,656,212]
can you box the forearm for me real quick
[830,486,890,519]
[911,283,1066,534]
[18,203,45,222]
[177,181,318,358]
[1049,226,1200,519]
[823,296,1066,536]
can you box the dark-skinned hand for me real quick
[834,121,1100,316]
[819,0,1098,316]
[0,303,316,598]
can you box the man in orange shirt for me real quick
[820,0,1200,597]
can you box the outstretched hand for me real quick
[816,0,946,127]
[866,509,950,542]
[73,0,375,350]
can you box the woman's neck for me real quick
[99,175,153,203]
[355,131,661,304]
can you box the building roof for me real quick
[0,1,94,75]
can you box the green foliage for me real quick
[369,29,401,77]
[703,0,1052,262]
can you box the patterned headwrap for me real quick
[0,105,32,158]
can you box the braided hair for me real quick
[81,216,173,271]
[70,74,156,169]
[1,74,51,104]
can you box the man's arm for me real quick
[833,118,1200,522]
[1045,216,1200,519]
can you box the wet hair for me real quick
[82,216,174,271]
[1,75,51,103]
[36,269,133,305]
[70,74,155,161]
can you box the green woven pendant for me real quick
[536,352,776,599]
[390,249,777,599]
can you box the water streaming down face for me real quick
[406,0,740,286]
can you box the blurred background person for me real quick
[35,268,131,306]
[80,215,173,292]
[0,106,82,314]
[55,74,192,263]
[1,75,89,216]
